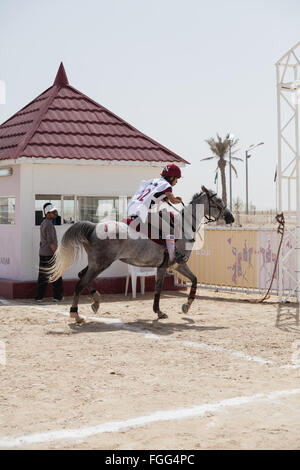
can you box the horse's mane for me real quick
[189,192,204,205]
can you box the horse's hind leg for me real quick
[153,267,168,319]
[90,289,101,313]
[78,266,88,279]
[175,263,197,314]
[71,266,101,323]
[78,266,101,313]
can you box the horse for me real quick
[47,186,234,323]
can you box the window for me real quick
[0,167,13,177]
[62,196,75,224]
[35,195,128,225]
[35,195,62,226]
[0,197,15,224]
[76,197,128,223]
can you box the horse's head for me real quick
[199,185,234,224]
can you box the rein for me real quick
[166,200,196,241]
[167,200,184,213]
[167,190,224,231]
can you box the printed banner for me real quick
[178,228,295,293]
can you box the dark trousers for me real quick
[36,255,63,300]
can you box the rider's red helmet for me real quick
[161,164,182,178]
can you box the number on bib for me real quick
[137,188,151,202]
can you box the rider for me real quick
[127,164,188,264]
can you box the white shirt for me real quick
[127,177,171,223]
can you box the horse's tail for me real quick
[47,221,95,282]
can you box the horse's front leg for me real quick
[70,284,85,324]
[153,267,168,319]
[175,263,197,314]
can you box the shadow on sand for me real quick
[275,303,300,333]
[47,315,228,338]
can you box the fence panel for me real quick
[175,227,296,297]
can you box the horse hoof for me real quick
[157,311,168,319]
[70,313,85,324]
[182,304,190,314]
[91,302,99,313]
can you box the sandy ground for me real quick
[0,288,300,450]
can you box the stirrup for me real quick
[174,251,188,264]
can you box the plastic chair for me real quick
[125,265,157,299]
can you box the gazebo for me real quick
[0,63,189,298]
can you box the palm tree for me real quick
[201,133,242,206]
[233,196,244,213]
[233,196,244,226]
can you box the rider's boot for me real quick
[174,251,188,264]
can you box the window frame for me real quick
[35,194,129,225]
[0,195,16,225]
[76,195,128,224]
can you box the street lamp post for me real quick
[245,142,264,214]
[245,149,250,214]
[226,133,235,211]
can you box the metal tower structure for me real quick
[276,42,300,302]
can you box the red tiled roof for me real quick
[0,63,189,164]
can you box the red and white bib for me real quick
[127,177,171,223]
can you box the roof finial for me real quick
[54,62,69,86]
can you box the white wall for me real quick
[30,163,162,196]
[0,165,22,279]
[19,162,164,281]
[20,164,35,280]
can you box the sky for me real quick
[1,0,299,210]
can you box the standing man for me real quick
[35,204,63,302]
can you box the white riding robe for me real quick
[127,177,171,223]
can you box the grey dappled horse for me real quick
[48,186,234,323]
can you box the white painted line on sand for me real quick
[0,388,300,448]
[181,340,273,366]
[5,303,300,369]
[42,307,275,362]
[34,305,158,336]
[280,364,300,370]
[52,307,300,368]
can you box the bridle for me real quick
[166,201,197,241]
[202,190,226,224]
[167,190,226,232]
[167,191,226,242]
